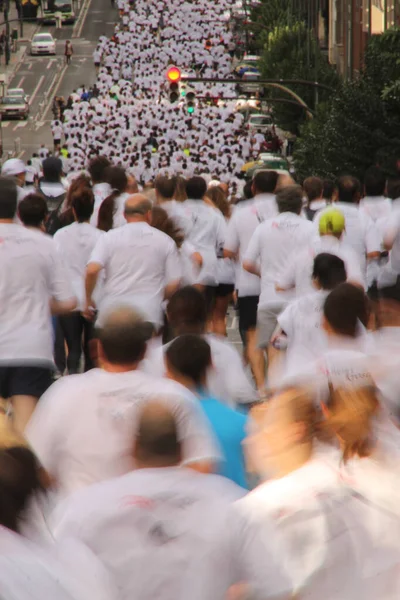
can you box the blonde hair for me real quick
[323,386,379,463]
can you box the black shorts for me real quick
[237,295,259,332]
[94,62,100,67]
[215,283,235,298]
[0,366,53,399]
[54,138,61,146]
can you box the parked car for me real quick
[7,88,29,104]
[248,113,273,132]
[0,95,29,120]
[30,33,56,55]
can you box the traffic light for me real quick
[186,90,196,114]
[166,66,181,103]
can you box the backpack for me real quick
[305,206,317,221]
[43,192,66,236]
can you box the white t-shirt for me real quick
[0,224,74,365]
[89,222,182,326]
[26,368,220,501]
[224,194,278,297]
[141,333,257,407]
[0,530,117,600]
[52,467,244,600]
[278,290,329,374]
[276,235,365,297]
[244,212,315,307]
[54,222,103,311]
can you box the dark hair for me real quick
[207,186,231,218]
[312,253,347,291]
[185,176,207,200]
[174,176,187,202]
[387,178,400,201]
[276,185,303,214]
[323,179,335,201]
[336,176,361,204]
[88,156,111,183]
[0,177,18,219]
[151,206,184,247]
[364,166,386,197]
[42,157,62,182]
[253,170,279,194]
[166,334,211,387]
[18,193,48,227]
[243,180,254,200]
[71,188,95,222]
[155,175,176,199]
[0,446,42,533]
[324,282,369,338]
[135,403,181,465]
[96,311,151,365]
[98,166,128,231]
[303,176,323,203]
[167,286,207,335]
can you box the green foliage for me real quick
[259,22,339,134]
[295,28,400,180]
[248,0,293,48]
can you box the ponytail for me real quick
[323,386,379,463]
[97,190,119,232]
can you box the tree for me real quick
[247,0,294,49]
[294,28,400,180]
[259,23,339,134]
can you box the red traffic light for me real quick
[166,66,181,83]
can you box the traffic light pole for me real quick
[181,77,335,93]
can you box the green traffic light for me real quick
[187,106,194,114]
[181,90,186,97]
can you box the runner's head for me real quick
[155,175,177,201]
[336,175,361,204]
[323,282,369,338]
[185,176,207,200]
[318,208,345,239]
[124,194,152,223]
[18,193,49,230]
[167,286,207,336]
[1,158,26,188]
[165,334,211,391]
[276,185,303,215]
[248,388,318,479]
[88,156,111,184]
[96,306,152,369]
[134,401,182,469]
[0,177,18,221]
[251,170,278,196]
[42,157,63,183]
[312,253,346,291]
[303,176,323,204]
[321,386,379,463]
[71,187,95,223]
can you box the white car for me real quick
[30,33,56,56]
[248,113,273,132]
[7,88,29,103]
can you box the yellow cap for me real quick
[318,208,345,235]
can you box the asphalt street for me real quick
[1,0,117,158]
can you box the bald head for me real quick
[124,194,152,222]
[97,305,152,366]
[134,401,182,467]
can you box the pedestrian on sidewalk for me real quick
[64,40,73,65]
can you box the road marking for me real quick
[15,76,25,88]
[73,0,94,39]
[29,75,45,106]
[12,121,27,131]
[46,60,53,69]
[17,150,25,159]
[27,62,32,70]
[1,122,9,128]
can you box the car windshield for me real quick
[251,116,271,124]
[34,35,53,42]
[2,97,24,105]
[8,89,24,96]
[243,74,259,81]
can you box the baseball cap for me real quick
[1,158,26,177]
[319,208,345,236]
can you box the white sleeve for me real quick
[277,302,296,338]
[48,248,75,302]
[88,234,108,267]
[243,226,261,264]
[164,240,183,284]
[218,344,257,404]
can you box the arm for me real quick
[224,213,240,261]
[242,226,261,278]
[243,260,260,277]
[164,242,182,299]
[85,262,103,315]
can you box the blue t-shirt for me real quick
[198,393,248,489]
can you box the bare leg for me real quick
[212,293,231,336]
[11,395,38,435]
[246,328,265,394]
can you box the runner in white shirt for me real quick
[54,188,103,374]
[141,286,257,407]
[314,176,381,283]
[359,165,391,230]
[243,185,315,350]
[96,165,130,230]
[276,253,347,381]
[26,307,220,503]
[85,194,181,328]
[52,401,244,600]
[303,176,328,219]
[0,177,76,434]
[277,208,365,297]
[224,171,280,393]
[88,156,112,227]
